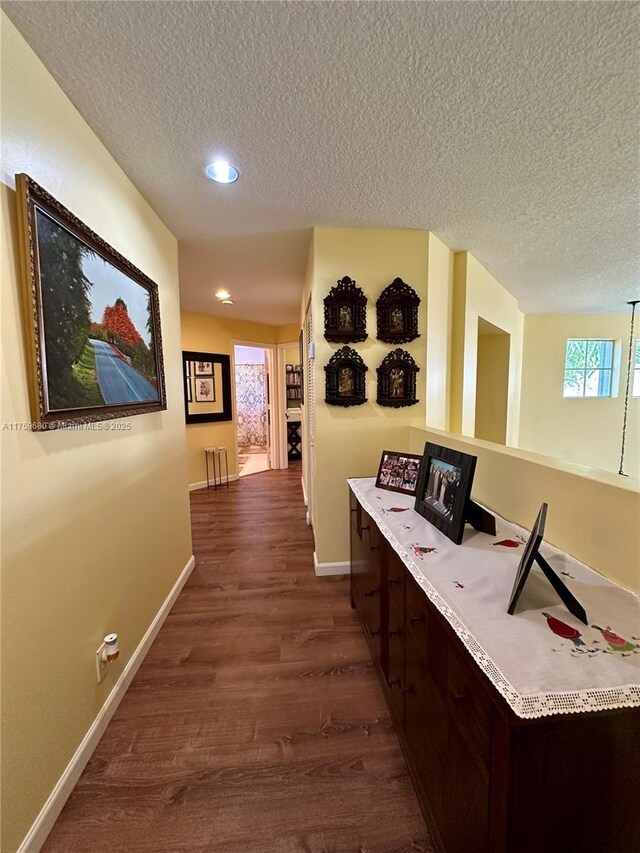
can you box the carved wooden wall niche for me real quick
[323,276,367,343]
[376,277,420,343]
[325,346,368,407]
[376,349,420,408]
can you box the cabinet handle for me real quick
[402,685,414,695]
[409,614,425,625]
[452,693,468,704]
[350,507,357,514]
[364,588,380,598]
[388,678,400,688]
[389,577,401,586]
[371,629,381,636]
[361,525,371,532]
[370,545,380,553]
[389,629,402,638]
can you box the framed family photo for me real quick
[375,450,422,495]
[16,174,166,429]
[414,442,477,544]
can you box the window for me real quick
[634,341,640,397]
[563,339,614,397]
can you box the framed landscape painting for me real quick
[16,174,167,429]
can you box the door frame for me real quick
[276,341,302,471]
[231,340,287,470]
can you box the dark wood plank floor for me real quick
[43,465,433,852]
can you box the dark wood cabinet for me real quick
[349,488,640,853]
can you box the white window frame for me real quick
[562,338,620,399]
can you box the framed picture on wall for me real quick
[414,442,477,544]
[182,350,232,423]
[375,450,422,495]
[16,173,167,429]
[194,376,215,402]
[194,361,213,376]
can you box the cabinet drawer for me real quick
[349,489,361,533]
[387,550,405,624]
[405,571,429,659]
[447,644,492,773]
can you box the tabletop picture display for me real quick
[414,442,477,544]
[375,450,422,495]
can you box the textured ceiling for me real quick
[3,1,639,323]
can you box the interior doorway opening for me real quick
[474,318,511,445]
[234,345,271,478]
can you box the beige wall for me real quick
[408,427,640,594]
[475,330,510,444]
[425,233,454,431]
[311,227,429,565]
[180,311,296,485]
[1,17,193,852]
[519,314,639,478]
[451,252,524,445]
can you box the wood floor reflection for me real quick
[42,464,433,852]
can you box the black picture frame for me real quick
[16,173,167,429]
[375,450,422,495]
[414,442,477,544]
[182,350,232,424]
[507,503,588,624]
[376,277,420,344]
[323,276,367,343]
[324,345,367,407]
[376,348,420,407]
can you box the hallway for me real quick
[42,466,432,852]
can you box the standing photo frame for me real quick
[375,450,422,495]
[16,174,167,429]
[414,442,477,544]
[507,503,588,624]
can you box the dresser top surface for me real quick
[349,477,640,719]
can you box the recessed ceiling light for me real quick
[221,299,234,305]
[215,289,231,300]
[205,160,239,184]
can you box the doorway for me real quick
[234,345,271,477]
[474,318,511,445]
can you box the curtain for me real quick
[235,364,267,446]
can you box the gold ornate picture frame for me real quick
[16,174,167,429]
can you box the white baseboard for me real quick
[301,476,308,506]
[189,474,238,492]
[17,554,196,853]
[313,552,350,576]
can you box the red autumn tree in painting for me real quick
[102,298,142,348]
[91,297,156,383]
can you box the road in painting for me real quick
[36,209,159,410]
[90,340,158,404]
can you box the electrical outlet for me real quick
[95,643,108,683]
